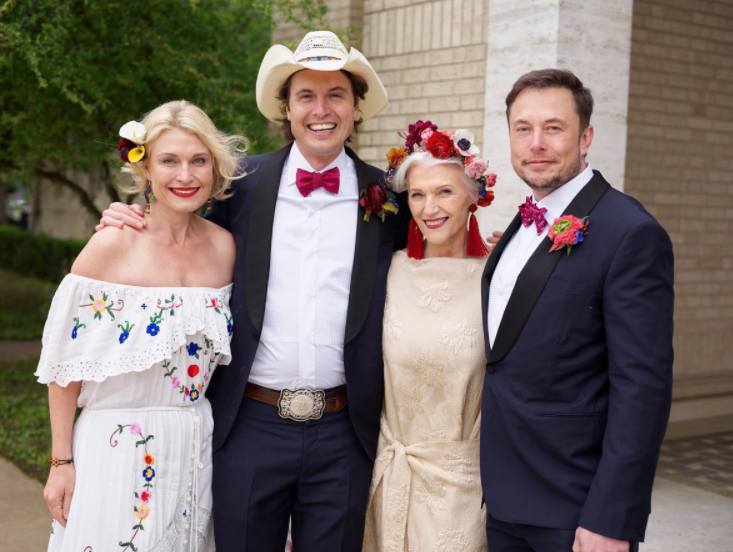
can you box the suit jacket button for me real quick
[637,528,644,537]
[487,364,496,374]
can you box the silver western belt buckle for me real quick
[278,388,326,421]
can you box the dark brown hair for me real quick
[505,69,594,131]
[276,69,369,143]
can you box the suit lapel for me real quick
[244,143,293,335]
[488,172,611,364]
[344,146,381,344]
[482,213,522,360]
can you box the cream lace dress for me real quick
[36,274,233,552]
[363,250,488,552]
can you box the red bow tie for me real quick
[518,196,549,235]
[295,167,340,197]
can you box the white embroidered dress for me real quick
[363,251,488,552]
[36,274,233,552]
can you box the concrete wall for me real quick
[624,0,733,424]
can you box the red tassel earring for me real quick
[407,219,425,260]
[466,204,491,257]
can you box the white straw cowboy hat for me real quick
[256,31,388,123]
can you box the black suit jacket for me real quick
[205,143,409,460]
[480,172,674,542]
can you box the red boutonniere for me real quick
[360,182,399,222]
[548,215,589,254]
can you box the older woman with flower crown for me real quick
[362,121,495,552]
[37,100,244,552]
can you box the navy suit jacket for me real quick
[480,171,674,542]
[205,143,409,461]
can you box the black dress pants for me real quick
[486,511,640,552]
[212,396,373,552]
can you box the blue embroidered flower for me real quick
[142,466,155,481]
[118,321,134,344]
[120,333,129,344]
[146,323,160,336]
[141,303,147,310]
[189,388,200,402]
[227,322,234,337]
[187,342,199,357]
[71,317,86,340]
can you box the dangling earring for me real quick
[466,204,490,257]
[206,196,213,212]
[144,182,155,215]
[407,219,425,260]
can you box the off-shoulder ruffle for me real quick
[35,274,234,387]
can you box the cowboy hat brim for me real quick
[256,44,388,123]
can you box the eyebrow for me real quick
[513,117,567,125]
[156,152,211,158]
[294,86,349,96]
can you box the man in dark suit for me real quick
[481,69,674,552]
[100,31,408,552]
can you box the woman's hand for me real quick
[95,202,146,231]
[43,464,76,527]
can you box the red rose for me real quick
[360,182,387,215]
[187,365,200,378]
[117,138,135,163]
[485,173,497,187]
[478,190,495,208]
[427,132,455,159]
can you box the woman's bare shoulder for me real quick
[71,226,139,281]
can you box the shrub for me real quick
[0,226,86,282]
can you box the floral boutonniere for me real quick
[360,182,399,222]
[548,215,589,254]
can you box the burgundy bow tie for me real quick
[518,196,549,235]
[296,167,340,197]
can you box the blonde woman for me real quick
[37,100,244,551]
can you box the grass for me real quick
[0,268,57,340]
[0,356,50,483]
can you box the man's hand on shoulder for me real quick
[573,526,629,552]
[95,202,146,232]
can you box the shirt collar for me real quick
[535,162,594,222]
[286,142,348,187]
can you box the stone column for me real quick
[481,0,634,229]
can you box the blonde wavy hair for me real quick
[120,100,248,200]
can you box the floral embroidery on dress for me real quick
[394,382,429,421]
[435,529,470,552]
[224,313,234,337]
[438,319,477,356]
[384,305,403,340]
[80,292,124,321]
[118,321,135,344]
[413,475,447,513]
[110,422,155,552]
[71,317,86,340]
[439,447,476,484]
[417,280,453,312]
[412,351,446,387]
[206,297,223,314]
[187,342,200,358]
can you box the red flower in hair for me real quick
[427,132,455,160]
[118,138,136,163]
[478,190,495,208]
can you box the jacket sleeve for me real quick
[578,219,674,542]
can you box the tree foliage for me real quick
[0,0,283,219]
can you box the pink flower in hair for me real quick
[465,159,488,179]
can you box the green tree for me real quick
[0,0,281,219]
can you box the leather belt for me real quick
[244,383,347,421]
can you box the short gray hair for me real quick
[391,152,480,197]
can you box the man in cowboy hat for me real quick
[99,31,409,551]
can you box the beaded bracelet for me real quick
[49,457,74,467]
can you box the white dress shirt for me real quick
[248,143,358,390]
[488,164,594,347]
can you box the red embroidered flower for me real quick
[187,365,200,378]
[143,453,155,466]
[360,182,387,216]
[427,132,455,159]
[140,491,151,503]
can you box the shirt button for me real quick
[487,364,496,374]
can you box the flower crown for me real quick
[117,121,147,163]
[386,120,496,207]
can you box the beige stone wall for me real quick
[625,0,733,423]
[358,0,489,168]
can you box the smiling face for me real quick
[508,87,594,200]
[407,162,477,258]
[285,69,360,170]
[144,128,213,214]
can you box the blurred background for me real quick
[2,0,732,549]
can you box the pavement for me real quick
[4,452,733,551]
